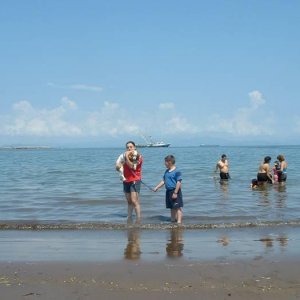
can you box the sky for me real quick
[1,0,300,147]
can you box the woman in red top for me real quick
[116,141,143,224]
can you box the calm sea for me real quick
[0,146,299,228]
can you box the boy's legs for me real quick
[176,208,183,224]
[171,209,177,222]
[171,208,183,224]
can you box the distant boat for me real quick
[136,135,170,148]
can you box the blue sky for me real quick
[1,0,300,146]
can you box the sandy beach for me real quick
[0,226,299,299]
[1,259,300,300]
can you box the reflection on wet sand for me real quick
[276,235,289,248]
[124,229,141,260]
[259,235,289,249]
[123,227,291,261]
[217,236,230,246]
[259,236,274,248]
[166,228,184,258]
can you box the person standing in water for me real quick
[154,155,183,224]
[215,154,230,180]
[277,154,288,185]
[116,141,143,224]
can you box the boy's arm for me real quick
[153,180,165,192]
[172,181,182,199]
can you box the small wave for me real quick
[148,215,171,222]
[0,220,300,231]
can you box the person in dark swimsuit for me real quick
[257,156,273,184]
[215,154,230,180]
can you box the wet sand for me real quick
[1,260,300,300]
[0,226,300,299]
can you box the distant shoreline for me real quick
[1,145,300,150]
[0,146,51,150]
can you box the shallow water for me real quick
[0,146,299,226]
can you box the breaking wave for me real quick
[0,220,300,230]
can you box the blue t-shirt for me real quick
[163,168,182,190]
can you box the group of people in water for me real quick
[251,154,288,188]
[214,153,288,188]
[116,141,288,225]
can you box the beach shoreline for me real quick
[0,225,299,261]
[0,226,299,299]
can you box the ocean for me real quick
[0,146,299,228]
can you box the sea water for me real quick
[0,146,299,227]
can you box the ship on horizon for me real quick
[136,135,170,148]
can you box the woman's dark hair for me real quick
[264,156,272,163]
[126,141,136,147]
[165,155,176,164]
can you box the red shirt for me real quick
[124,156,143,183]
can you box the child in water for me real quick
[154,155,183,224]
[272,161,280,183]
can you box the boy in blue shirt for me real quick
[154,155,183,224]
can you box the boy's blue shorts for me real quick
[166,189,183,209]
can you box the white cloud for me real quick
[165,116,198,134]
[61,97,77,110]
[205,90,274,136]
[48,82,103,92]
[103,101,119,110]
[1,90,290,141]
[13,100,33,112]
[2,98,82,137]
[84,101,139,137]
[69,84,103,92]
[249,90,265,109]
[159,102,175,110]
[0,98,196,139]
